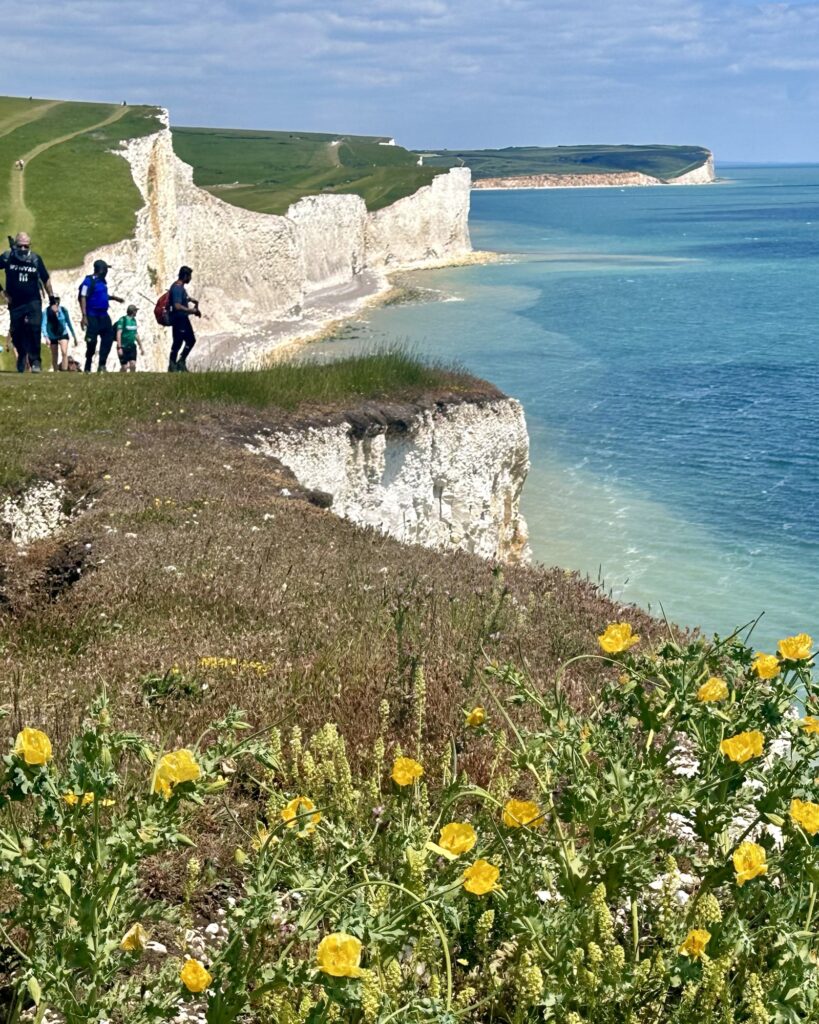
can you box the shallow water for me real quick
[309,166,819,648]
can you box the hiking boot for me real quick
[168,360,178,373]
[31,363,41,373]
[177,358,189,372]
[97,365,107,373]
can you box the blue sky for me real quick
[3,0,819,160]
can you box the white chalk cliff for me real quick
[14,110,472,371]
[248,397,531,564]
[473,152,716,190]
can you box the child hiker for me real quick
[115,305,144,372]
[42,296,78,371]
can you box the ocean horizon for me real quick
[311,164,819,649]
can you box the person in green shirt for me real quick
[115,305,144,372]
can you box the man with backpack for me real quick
[79,259,124,372]
[167,265,201,372]
[0,232,53,373]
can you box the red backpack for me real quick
[154,290,172,326]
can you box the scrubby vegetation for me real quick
[423,145,711,181]
[171,126,445,215]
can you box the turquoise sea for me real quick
[313,166,819,648]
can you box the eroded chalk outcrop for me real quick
[247,396,531,565]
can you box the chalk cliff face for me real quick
[16,111,472,371]
[248,397,531,564]
[668,154,716,185]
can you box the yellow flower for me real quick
[462,859,500,895]
[152,748,201,799]
[697,677,728,703]
[502,798,544,828]
[180,959,212,993]
[598,623,640,654]
[732,842,768,886]
[679,929,711,958]
[465,706,486,728]
[14,727,52,766]
[316,932,366,978]
[120,923,149,953]
[391,757,424,787]
[800,717,819,735]
[720,730,764,764]
[752,653,780,680]
[63,792,93,807]
[778,633,813,662]
[281,796,321,835]
[791,798,819,835]
[438,822,478,857]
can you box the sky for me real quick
[3,0,819,160]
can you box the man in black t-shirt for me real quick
[168,265,201,372]
[0,232,53,373]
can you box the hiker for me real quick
[0,232,53,373]
[79,259,124,372]
[168,265,201,372]
[42,295,78,371]
[115,305,144,372]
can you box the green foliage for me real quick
[0,349,470,489]
[0,95,163,268]
[171,125,445,214]
[2,629,817,1022]
[423,144,712,181]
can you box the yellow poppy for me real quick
[502,798,544,828]
[598,623,640,654]
[679,929,710,958]
[14,727,52,766]
[752,654,780,680]
[800,717,819,735]
[180,959,212,993]
[462,859,500,895]
[152,749,201,799]
[465,706,486,727]
[316,933,366,978]
[391,757,424,787]
[120,923,149,953]
[438,822,478,857]
[281,796,321,835]
[791,798,819,835]
[778,633,813,662]
[732,842,767,886]
[720,730,764,764]
[697,677,728,703]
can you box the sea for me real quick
[309,165,819,649]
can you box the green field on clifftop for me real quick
[171,125,445,214]
[0,95,163,269]
[423,143,711,180]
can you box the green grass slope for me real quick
[423,143,711,180]
[171,125,445,214]
[0,94,163,269]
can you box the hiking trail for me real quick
[8,104,128,235]
[0,100,61,142]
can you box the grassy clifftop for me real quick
[423,143,712,180]
[0,95,163,269]
[171,125,446,214]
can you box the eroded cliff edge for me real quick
[42,111,472,371]
[247,395,531,564]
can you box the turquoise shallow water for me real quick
[310,166,819,647]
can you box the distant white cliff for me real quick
[473,152,716,190]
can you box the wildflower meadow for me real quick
[0,627,817,1023]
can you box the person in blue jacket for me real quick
[42,295,77,371]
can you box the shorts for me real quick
[118,346,137,365]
